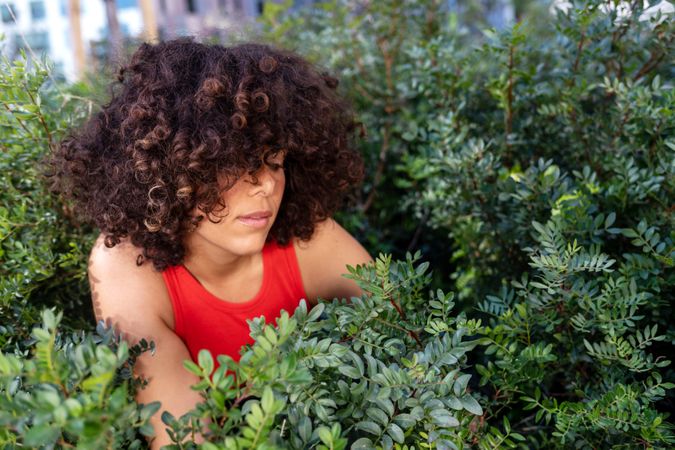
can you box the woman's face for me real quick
[185,151,286,259]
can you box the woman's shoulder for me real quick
[293,218,370,259]
[89,234,163,281]
[293,218,373,304]
[89,234,174,332]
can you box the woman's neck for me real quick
[183,232,263,299]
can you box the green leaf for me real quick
[81,371,114,393]
[23,425,60,446]
[351,437,376,449]
[161,411,176,426]
[298,416,312,442]
[317,426,333,445]
[511,433,526,441]
[261,386,274,413]
[139,401,161,422]
[394,413,417,428]
[257,335,273,352]
[375,398,395,417]
[348,351,365,377]
[460,394,483,415]
[366,407,389,426]
[263,326,278,345]
[620,228,638,238]
[387,423,405,443]
[355,420,382,436]
[447,395,463,410]
[503,416,511,433]
[430,409,459,427]
[338,364,361,379]
[307,302,325,322]
[453,373,471,396]
[42,309,58,330]
[139,423,155,437]
[197,349,214,375]
[183,359,202,376]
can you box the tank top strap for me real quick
[162,264,187,337]
[265,239,307,302]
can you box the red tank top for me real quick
[162,240,307,365]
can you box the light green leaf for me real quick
[460,394,483,415]
[261,386,274,413]
[338,365,362,379]
[387,422,405,443]
[355,420,382,436]
[197,349,214,375]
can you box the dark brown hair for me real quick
[51,37,363,270]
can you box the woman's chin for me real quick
[227,232,271,256]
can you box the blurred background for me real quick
[0,0,587,83]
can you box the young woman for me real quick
[51,38,372,448]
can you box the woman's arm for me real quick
[294,218,373,305]
[88,236,203,449]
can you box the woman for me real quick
[52,38,372,448]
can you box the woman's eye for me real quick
[266,152,286,170]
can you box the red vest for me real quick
[162,240,307,365]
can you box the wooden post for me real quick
[139,0,159,43]
[68,0,85,80]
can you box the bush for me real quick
[0,310,155,449]
[1,0,673,448]
[2,255,485,448]
[0,52,96,348]
[258,0,674,447]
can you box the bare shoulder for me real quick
[294,218,372,263]
[89,235,203,448]
[88,234,174,339]
[294,218,373,305]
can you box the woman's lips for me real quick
[237,211,272,229]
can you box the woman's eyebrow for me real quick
[263,146,286,158]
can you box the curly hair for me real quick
[50,38,364,271]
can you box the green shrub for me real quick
[259,0,674,447]
[161,254,484,449]
[0,52,97,349]
[0,310,156,449]
[1,0,673,448]
[2,255,484,448]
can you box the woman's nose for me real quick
[247,166,276,196]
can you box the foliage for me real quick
[257,0,675,448]
[1,256,485,449]
[0,309,156,448]
[0,0,673,449]
[162,254,484,449]
[0,51,97,351]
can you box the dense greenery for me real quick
[1,256,484,448]
[257,0,674,446]
[1,0,673,448]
